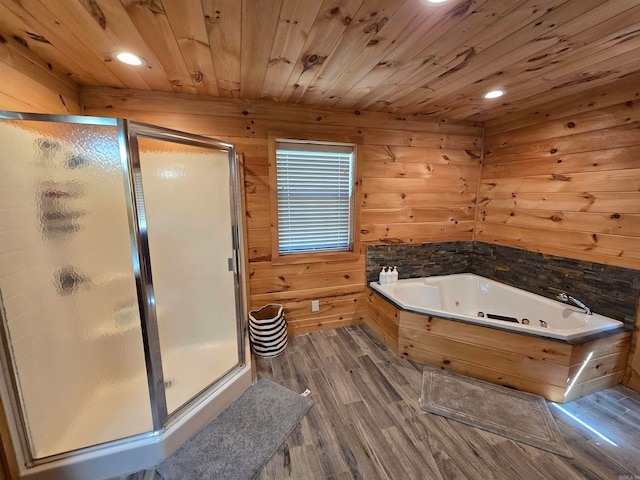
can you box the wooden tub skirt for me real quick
[364,288,631,403]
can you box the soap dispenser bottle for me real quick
[379,267,387,284]
[383,267,392,284]
[391,266,398,283]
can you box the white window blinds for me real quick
[275,141,354,254]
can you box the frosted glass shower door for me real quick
[135,135,240,415]
[0,117,152,459]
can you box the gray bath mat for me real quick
[419,366,572,458]
[157,377,314,480]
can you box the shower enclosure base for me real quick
[19,365,252,480]
[41,339,241,458]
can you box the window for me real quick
[270,140,358,262]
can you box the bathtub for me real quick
[369,273,623,341]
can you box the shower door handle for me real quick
[230,249,242,272]
[228,248,240,274]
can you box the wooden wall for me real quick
[479,77,640,391]
[479,77,640,269]
[82,86,482,334]
[0,35,80,114]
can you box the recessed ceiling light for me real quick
[483,90,505,99]
[426,0,450,3]
[114,52,146,66]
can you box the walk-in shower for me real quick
[0,112,251,479]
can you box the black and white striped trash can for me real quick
[248,304,287,358]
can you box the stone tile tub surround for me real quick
[366,241,639,329]
[366,241,473,283]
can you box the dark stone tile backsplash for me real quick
[365,241,639,328]
[472,243,639,328]
[366,241,473,284]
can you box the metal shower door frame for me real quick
[0,111,247,466]
[0,111,126,467]
[123,120,247,429]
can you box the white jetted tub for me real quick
[369,273,623,341]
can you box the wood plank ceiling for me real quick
[0,0,639,122]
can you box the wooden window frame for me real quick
[268,138,362,265]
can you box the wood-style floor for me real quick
[119,325,640,480]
